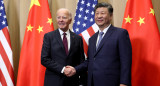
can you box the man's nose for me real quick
[59,17,63,21]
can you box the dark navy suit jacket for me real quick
[76,25,132,86]
[41,29,86,86]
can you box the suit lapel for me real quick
[68,31,75,56]
[92,32,99,54]
[55,29,65,51]
[94,25,114,56]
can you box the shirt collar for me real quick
[98,24,111,35]
[58,28,70,36]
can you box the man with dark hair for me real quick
[67,2,132,86]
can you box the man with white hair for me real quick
[41,8,86,86]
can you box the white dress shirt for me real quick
[58,28,71,73]
[96,24,111,47]
[58,28,70,51]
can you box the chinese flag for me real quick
[16,0,54,86]
[122,0,160,86]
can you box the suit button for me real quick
[93,58,95,60]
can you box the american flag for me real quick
[73,0,98,56]
[0,0,14,86]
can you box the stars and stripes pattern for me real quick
[73,0,98,56]
[0,0,14,86]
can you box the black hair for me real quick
[94,2,113,15]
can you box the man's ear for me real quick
[69,18,72,24]
[110,13,113,21]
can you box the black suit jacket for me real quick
[41,29,86,86]
[76,25,132,86]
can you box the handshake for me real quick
[63,66,76,77]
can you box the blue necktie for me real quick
[63,33,68,55]
[96,32,104,50]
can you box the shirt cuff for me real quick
[61,67,65,73]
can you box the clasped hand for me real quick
[64,66,76,77]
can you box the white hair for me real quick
[57,8,72,19]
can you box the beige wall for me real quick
[4,0,160,84]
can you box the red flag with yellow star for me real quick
[122,0,160,86]
[16,0,54,86]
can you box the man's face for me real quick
[94,7,112,28]
[56,9,71,32]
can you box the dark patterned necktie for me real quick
[63,33,68,55]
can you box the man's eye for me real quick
[62,17,67,19]
[57,17,60,19]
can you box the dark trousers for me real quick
[91,77,94,86]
